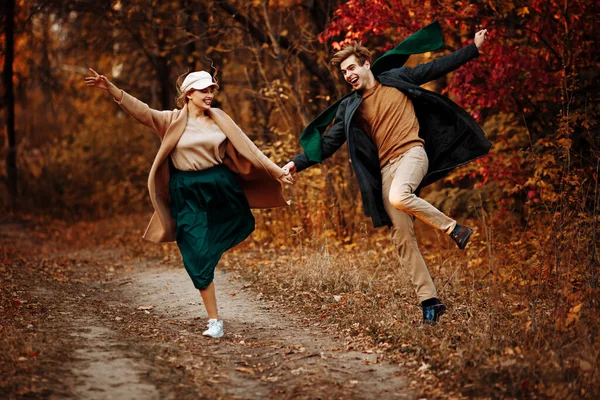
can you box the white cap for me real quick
[181,71,219,92]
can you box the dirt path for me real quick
[1,219,415,399]
[114,266,414,399]
[69,320,161,400]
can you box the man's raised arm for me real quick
[408,29,488,86]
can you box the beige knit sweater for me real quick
[170,116,227,171]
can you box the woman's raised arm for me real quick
[85,68,175,138]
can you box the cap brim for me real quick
[187,82,219,91]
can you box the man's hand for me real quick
[474,29,488,50]
[282,161,297,175]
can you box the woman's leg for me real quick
[199,281,219,320]
[200,281,223,337]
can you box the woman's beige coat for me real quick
[115,91,288,243]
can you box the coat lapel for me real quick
[148,105,187,195]
[143,106,187,243]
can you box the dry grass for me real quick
[224,216,600,399]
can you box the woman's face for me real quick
[187,87,216,111]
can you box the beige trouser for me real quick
[381,146,457,302]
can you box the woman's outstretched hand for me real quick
[85,68,122,100]
[85,68,111,90]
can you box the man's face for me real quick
[340,55,371,90]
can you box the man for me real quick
[282,29,490,323]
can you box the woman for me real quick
[85,68,293,338]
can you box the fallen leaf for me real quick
[236,367,255,375]
[417,362,430,372]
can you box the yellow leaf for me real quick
[570,303,583,313]
[344,243,357,250]
[517,6,530,17]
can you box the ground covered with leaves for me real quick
[228,216,599,399]
[0,215,219,399]
[1,214,414,399]
[1,213,598,399]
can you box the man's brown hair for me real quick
[330,41,372,67]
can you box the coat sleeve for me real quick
[404,43,480,86]
[215,110,286,180]
[292,101,348,173]
[114,90,176,139]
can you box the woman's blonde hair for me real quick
[175,71,191,108]
[175,58,219,108]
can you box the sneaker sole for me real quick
[202,331,224,338]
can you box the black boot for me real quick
[421,298,447,324]
[450,224,472,250]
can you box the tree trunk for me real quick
[155,54,172,110]
[3,0,17,210]
[181,0,197,72]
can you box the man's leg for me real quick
[382,158,436,303]
[388,146,472,250]
[388,146,456,233]
[382,154,447,322]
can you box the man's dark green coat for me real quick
[292,43,491,228]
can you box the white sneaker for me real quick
[202,319,224,338]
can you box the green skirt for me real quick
[169,164,255,290]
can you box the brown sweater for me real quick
[356,82,424,167]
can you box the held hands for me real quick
[278,161,297,185]
[278,171,294,185]
[282,161,297,175]
[474,29,488,50]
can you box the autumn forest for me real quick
[1,0,599,399]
